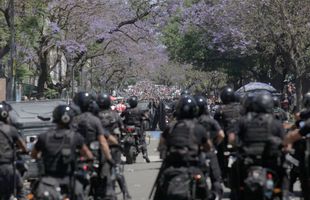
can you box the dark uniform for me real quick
[197,114,223,198]
[121,105,150,162]
[214,102,242,134]
[0,121,25,199]
[72,91,116,200]
[34,128,85,199]
[289,93,310,197]
[73,112,115,199]
[98,109,131,200]
[153,95,209,200]
[214,101,241,183]
[195,94,224,199]
[198,114,222,143]
[231,94,287,200]
[154,120,209,200]
[73,112,110,145]
[294,119,310,199]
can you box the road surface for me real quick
[118,132,302,200]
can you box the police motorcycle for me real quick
[120,111,150,164]
[230,139,291,200]
[122,125,139,164]
[75,141,102,199]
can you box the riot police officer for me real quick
[153,95,210,200]
[194,95,224,199]
[214,86,241,135]
[0,102,27,199]
[121,96,150,163]
[97,93,132,200]
[284,92,310,200]
[231,93,286,200]
[72,92,117,200]
[31,105,93,199]
[213,86,241,183]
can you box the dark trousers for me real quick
[206,151,223,198]
[0,164,24,200]
[99,162,116,200]
[111,147,131,198]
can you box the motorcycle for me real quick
[122,125,140,164]
[231,154,286,200]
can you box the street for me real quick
[119,132,302,200]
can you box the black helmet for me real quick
[73,92,92,112]
[273,96,281,108]
[220,87,235,104]
[181,89,191,96]
[97,93,111,109]
[53,105,74,125]
[253,93,274,113]
[127,96,138,108]
[0,102,10,121]
[303,92,310,108]
[175,95,198,119]
[242,94,255,113]
[194,95,208,116]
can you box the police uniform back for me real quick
[214,87,241,134]
[153,95,209,200]
[0,116,27,199]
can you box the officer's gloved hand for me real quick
[107,158,116,167]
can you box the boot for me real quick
[123,192,132,200]
[143,152,150,163]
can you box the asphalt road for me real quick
[118,132,303,200]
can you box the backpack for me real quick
[155,166,208,200]
[157,166,191,200]
[33,177,62,200]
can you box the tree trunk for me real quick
[295,75,303,111]
[37,52,48,97]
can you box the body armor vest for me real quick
[242,114,272,156]
[124,108,142,127]
[75,112,97,145]
[43,129,74,176]
[221,103,241,131]
[0,123,14,163]
[165,120,199,163]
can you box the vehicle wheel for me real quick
[125,145,136,164]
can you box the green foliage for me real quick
[44,88,58,99]
[15,64,34,82]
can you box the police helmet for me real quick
[303,92,310,108]
[53,105,74,125]
[127,96,138,108]
[0,102,10,121]
[242,94,255,113]
[220,87,235,104]
[175,95,198,119]
[97,93,111,109]
[181,89,191,96]
[273,96,281,108]
[73,92,92,112]
[253,93,274,113]
[194,95,208,116]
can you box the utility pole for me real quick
[7,0,15,101]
